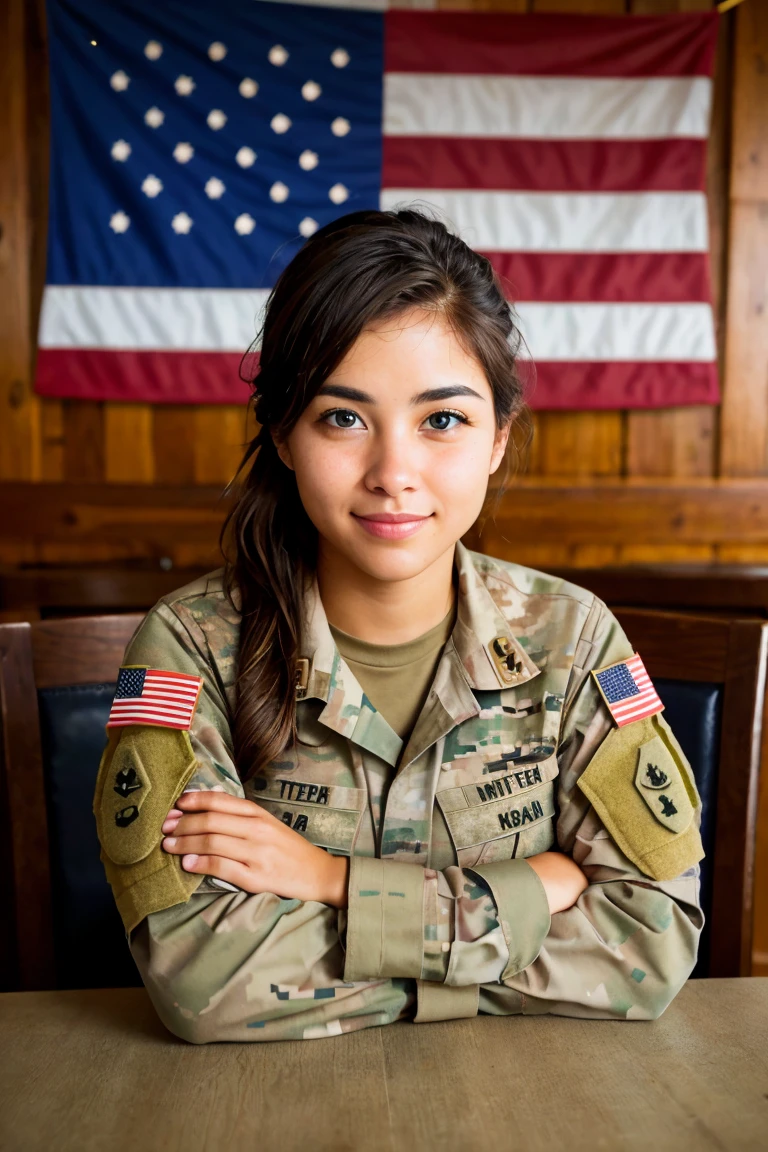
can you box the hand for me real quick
[160,790,350,909]
[525,851,588,915]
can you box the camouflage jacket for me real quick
[94,541,704,1042]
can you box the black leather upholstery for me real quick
[38,684,142,989]
[654,679,722,979]
[36,677,721,989]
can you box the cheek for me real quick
[429,436,495,502]
[290,434,358,518]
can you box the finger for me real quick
[173,790,266,819]
[162,811,266,840]
[162,832,255,866]
[180,853,266,893]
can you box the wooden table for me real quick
[1,980,767,1151]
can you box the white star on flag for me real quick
[141,175,163,198]
[205,177,226,199]
[171,212,193,234]
[234,213,256,235]
[109,211,130,233]
[207,109,227,131]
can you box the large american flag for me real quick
[36,1,720,411]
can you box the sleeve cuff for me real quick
[468,858,551,979]
[343,856,425,981]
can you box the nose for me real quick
[362,424,419,498]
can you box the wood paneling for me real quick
[720,0,768,478]
[0,0,39,482]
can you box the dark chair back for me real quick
[0,615,144,991]
[614,610,767,978]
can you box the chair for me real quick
[613,609,767,979]
[1,609,764,990]
[550,565,768,619]
[0,564,209,620]
[0,614,144,991]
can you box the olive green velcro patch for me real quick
[95,727,197,865]
[576,713,704,881]
[93,727,204,933]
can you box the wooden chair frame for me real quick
[614,609,767,978]
[1,609,764,989]
[0,614,143,991]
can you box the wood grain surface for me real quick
[0,981,766,1152]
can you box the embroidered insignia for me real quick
[592,653,663,727]
[642,762,669,789]
[107,666,203,730]
[295,657,310,700]
[633,733,692,834]
[489,636,522,684]
[113,766,142,797]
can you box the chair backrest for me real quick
[0,615,144,991]
[614,609,767,978]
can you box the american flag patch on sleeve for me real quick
[592,654,663,728]
[107,666,203,730]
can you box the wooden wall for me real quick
[2,0,768,573]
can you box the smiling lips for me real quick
[352,512,432,540]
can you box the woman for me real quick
[94,208,704,1043]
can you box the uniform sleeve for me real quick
[477,597,705,1020]
[97,603,413,1043]
[343,598,705,1023]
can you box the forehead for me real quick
[327,308,490,396]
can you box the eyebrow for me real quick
[315,384,487,405]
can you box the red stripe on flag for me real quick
[382,138,707,195]
[385,12,719,78]
[36,349,249,404]
[523,361,719,410]
[486,253,713,305]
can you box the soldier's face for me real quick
[275,307,511,583]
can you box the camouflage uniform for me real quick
[93,542,704,1042]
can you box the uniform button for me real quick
[441,942,450,952]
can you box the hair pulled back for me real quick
[223,207,531,783]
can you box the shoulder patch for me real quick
[576,713,704,881]
[592,653,663,727]
[93,727,204,932]
[107,666,203,730]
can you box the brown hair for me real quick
[222,207,531,783]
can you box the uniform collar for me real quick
[450,540,542,690]
[296,542,541,766]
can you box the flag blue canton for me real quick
[114,668,147,698]
[45,0,384,290]
[594,663,640,704]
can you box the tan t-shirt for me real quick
[329,603,456,744]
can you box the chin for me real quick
[343,539,451,584]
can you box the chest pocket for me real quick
[246,775,366,856]
[436,752,560,868]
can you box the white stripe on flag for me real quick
[383,75,713,140]
[38,286,270,351]
[514,302,716,362]
[38,287,715,361]
[379,190,709,252]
